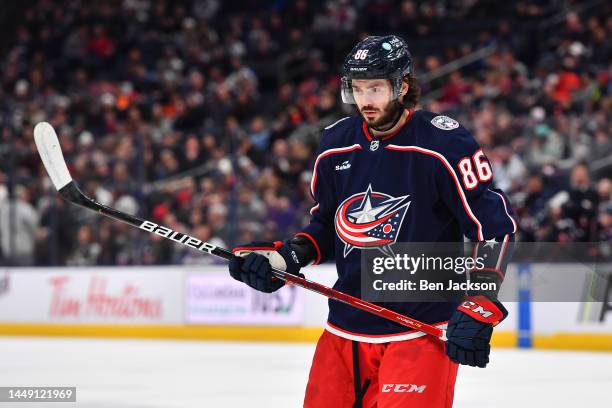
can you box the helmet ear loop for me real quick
[393,76,411,108]
[390,77,407,119]
[382,76,407,130]
[391,76,406,101]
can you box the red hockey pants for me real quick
[304,330,458,408]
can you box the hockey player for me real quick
[229,35,516,408]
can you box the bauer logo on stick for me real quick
[139,221,217,253]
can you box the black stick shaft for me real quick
[57,181,445,338]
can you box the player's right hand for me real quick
[229,241,302,293]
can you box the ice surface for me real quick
[0,336,610,407]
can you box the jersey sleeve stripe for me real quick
[385,144,484,240]
[489,189,517,233]
[294,232,322,265]
[495,233,510,270]
[324,116,350,130]
[310,144,362,197]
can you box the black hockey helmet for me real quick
[341,35,413,104]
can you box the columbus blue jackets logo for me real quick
[334,184,411,257]
[431,115,459,130]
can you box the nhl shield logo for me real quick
[334,184,411,257]
[370,140,379,151]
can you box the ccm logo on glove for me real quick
[458,295,504,325]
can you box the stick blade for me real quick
[33,122,73,191]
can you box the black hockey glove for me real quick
[229,240,305,293]
[445,295,508,368]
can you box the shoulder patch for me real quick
[430,115,459,130]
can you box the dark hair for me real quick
[401,74,420,109]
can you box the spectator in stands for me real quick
[0,0,610,265]
[562,163,600,241]
[0,186,39,265]
[67,225,102,266]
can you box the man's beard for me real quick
[358,100,404,131]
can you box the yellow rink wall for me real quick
[1,324,611,351]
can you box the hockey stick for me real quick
[33,122,446,340]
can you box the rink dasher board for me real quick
[0,266,305,326]
[0,265,611,351]
[0,266,184,324]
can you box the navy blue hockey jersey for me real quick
[296,109,516,343]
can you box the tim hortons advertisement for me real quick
[186,271,304,325]
[0,267,183,324]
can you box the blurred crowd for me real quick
[0,0,610,266]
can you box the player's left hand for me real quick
[229,240,303,293]
[445,295,507,368]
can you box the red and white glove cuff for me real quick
[232,241,283,254]
[457,295,506,326]
[232,241,289,271]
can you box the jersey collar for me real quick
[362,109,414,142]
